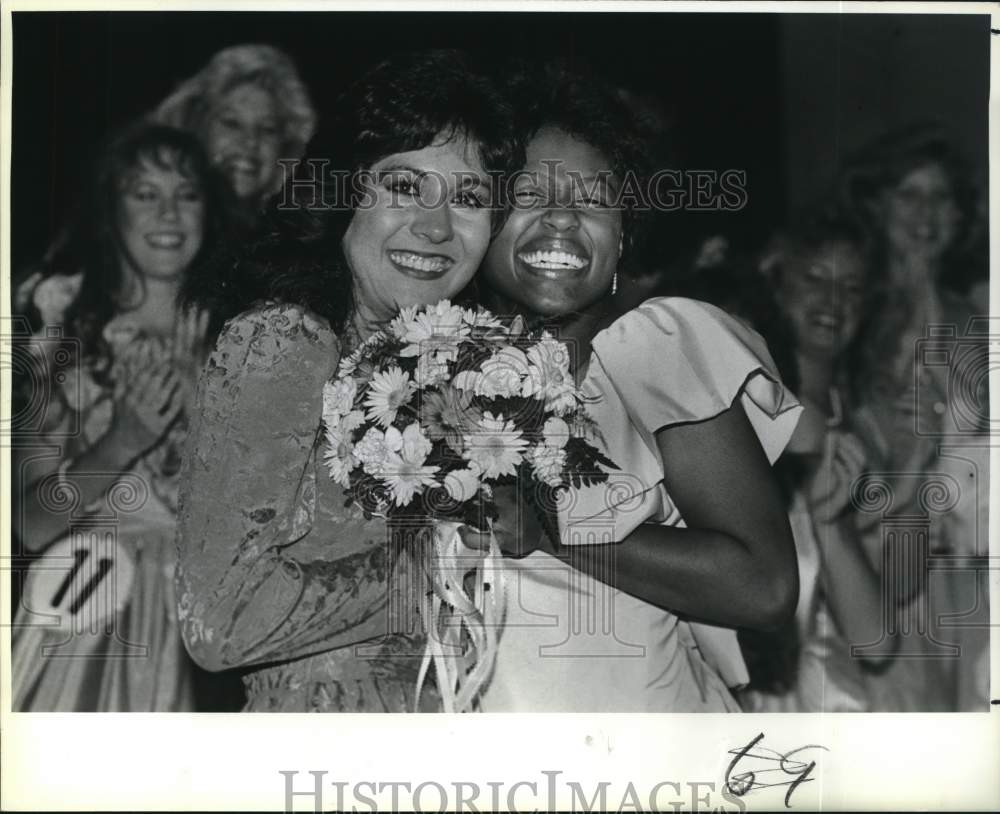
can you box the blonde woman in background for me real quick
[153,44,316,219]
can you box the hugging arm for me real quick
[556,402,799,631]
[175,306,391,672]
[481,402,798,631]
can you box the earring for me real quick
[611,270,618,296]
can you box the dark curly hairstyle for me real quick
[186,49,523,336]
[494,59,655,276]
[28,122,234,362]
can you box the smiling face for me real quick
[881,162,961,270]
[776,239,867,361]
[117,155,205,281]
[342,134,492,324]
[203,82,282,202]
[482,127,622,318]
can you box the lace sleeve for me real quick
[174,303,391,671]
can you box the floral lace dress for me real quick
[12,316,195,711]
[174,303,438,712]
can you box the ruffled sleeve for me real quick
[594,296,798,461]
[559,296,801,545]
[174,303,391,672]
[559,297,801,691]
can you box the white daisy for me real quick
[379,423,439,506]
[337,350,362,378]
[323,426,356,487]
[417,387,481,454]
[462,306,503,331]
[364,365,415,427]
[380,453,441,506]
[337,409,366,434]
[388,304,422,340]
[397,300,469,362]
[462,412,528,480]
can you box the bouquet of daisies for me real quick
[321,300,615,712]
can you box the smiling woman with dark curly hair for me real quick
[174,49,520,712]
[461,62,802,712]
[11,123,232,712]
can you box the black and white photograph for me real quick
[1,1,996,811]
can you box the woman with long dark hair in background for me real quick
[11,124,231,711]
[460,63,800,712]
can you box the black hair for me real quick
[30,122,233,362]
[495,58,655,276]
[185,49,522,336]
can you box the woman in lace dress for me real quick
[461,65,801,711]
[11,124,229,711]
[174,50,520,712]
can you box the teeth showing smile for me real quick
[228,157,258,173]
[519,250,588,270]
[389,251,452,273]
[146,233,184,249]
[812,313,839,329]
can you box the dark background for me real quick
[10,11,991,272]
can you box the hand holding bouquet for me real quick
[321,300,615,711]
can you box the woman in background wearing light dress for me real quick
[733,210,892,712]
[11,124,227,711]
[842,124,990,711]
[462,64,801,712]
